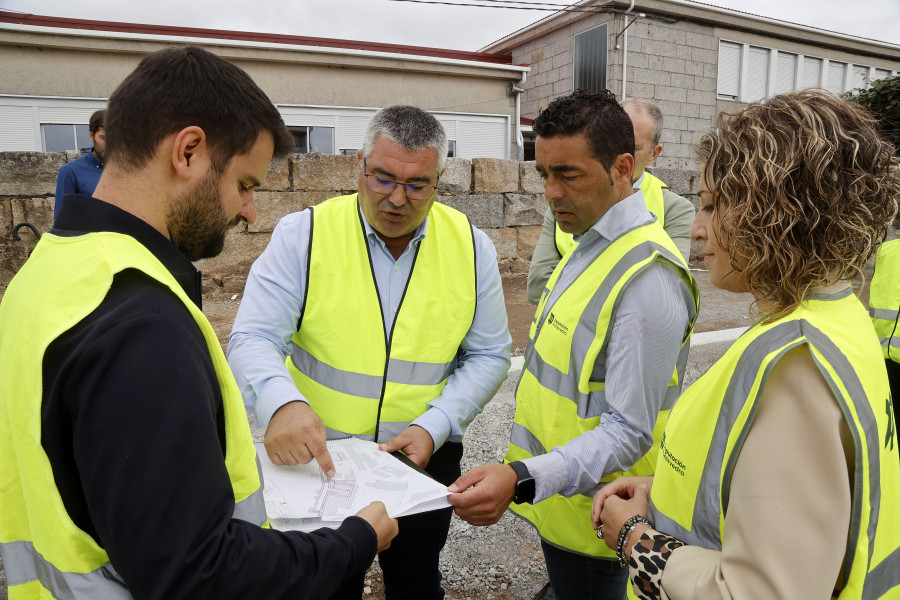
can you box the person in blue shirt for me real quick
[228,104,512,600]
[54,109,106,219]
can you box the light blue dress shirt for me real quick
[523,190,696,502]
[228,198,512,450]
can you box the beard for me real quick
[166,172,237,261]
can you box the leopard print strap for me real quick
[628,528,686,600]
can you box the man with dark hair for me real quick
[526,97,695,305]
[53,108,107,220]
[448,89,698,600]
[0,45,397,600]
[228,104,511,600]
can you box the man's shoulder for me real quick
[57,156,80,174]
[661,187,694,212]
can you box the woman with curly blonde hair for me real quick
[592,90,900,600]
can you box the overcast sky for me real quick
[1,0,898,50]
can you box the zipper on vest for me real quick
[358,207,422,442]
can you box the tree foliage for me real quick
[845,75,900,153]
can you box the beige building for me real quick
[482,0,900,169]
[0,11,529,159]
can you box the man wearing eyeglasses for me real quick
[228,104,512,600]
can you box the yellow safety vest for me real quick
[870,238,900,363]
[0,232,266,599]
[647,289,900,599]
[554,172,668,257]
[507,220,699,557]
[286,195,476,442]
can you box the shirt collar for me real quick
[85,149,103,169]
[52,195,202,306]
[581,188,654,245]
[633,170,645,187]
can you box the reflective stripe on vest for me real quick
[553,173,668,257]
[0,540,128,599]
[287,195,476,442]
[647,291,900,599]
[0,233,266,599]
[507,220,699,558]
[869,238,900,362]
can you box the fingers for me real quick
[447,464,516,526]
[356,501,399,553]
[447,466,487,494]
[263,401,335,477]
[310,439,336,478]
[379,426,434,468]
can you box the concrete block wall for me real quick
[622,18,719,170]
[506,11,719,172]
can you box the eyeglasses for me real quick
[362,160,439,201]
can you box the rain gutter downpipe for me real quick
[508,73,527,161]
[622,0,635,99]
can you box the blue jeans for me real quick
[541,541,629,600]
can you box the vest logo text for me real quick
[547,313,570,336]
[660,433,686,476]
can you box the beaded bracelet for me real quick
[616,514,650,568]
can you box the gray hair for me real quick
[362,105,449,173]
[622,98,664,146]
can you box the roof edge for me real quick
[0,10,515,65]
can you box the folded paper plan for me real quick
[256,437,451,532]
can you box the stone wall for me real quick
[0,151,700,291]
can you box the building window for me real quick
[775,52,798,95]
[745,46,771,102]
[873,68,893,82]
[717,41,742,100]
[826,61,847,94]
[42,123,91,153]
[801,56,823,89]
[447,140,456,158]
[290,126,334,154]
[339,149,358,155]
[574,24,607,92]
[716,40,897,102]
[851,64,870,90]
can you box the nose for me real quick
[238,195,257,225]
[385,184,408,207]
[543,174,563,203]
[690,210,705,242]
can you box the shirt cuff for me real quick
[411,408,451,453]
[522,451,568,503]
[255,381,307,428]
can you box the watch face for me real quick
[516,477,536,504]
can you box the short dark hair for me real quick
[89,110,105,134]
[104,46,293,172]
[533,89,634,171]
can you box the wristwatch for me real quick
[509,461,536,504]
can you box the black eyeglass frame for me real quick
[362,159,440,201]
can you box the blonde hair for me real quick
[699,90,899,320]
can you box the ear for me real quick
[357,149,364,163]
[648,143,663,165]
[612,153,635,185]
[171,126,208,181]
